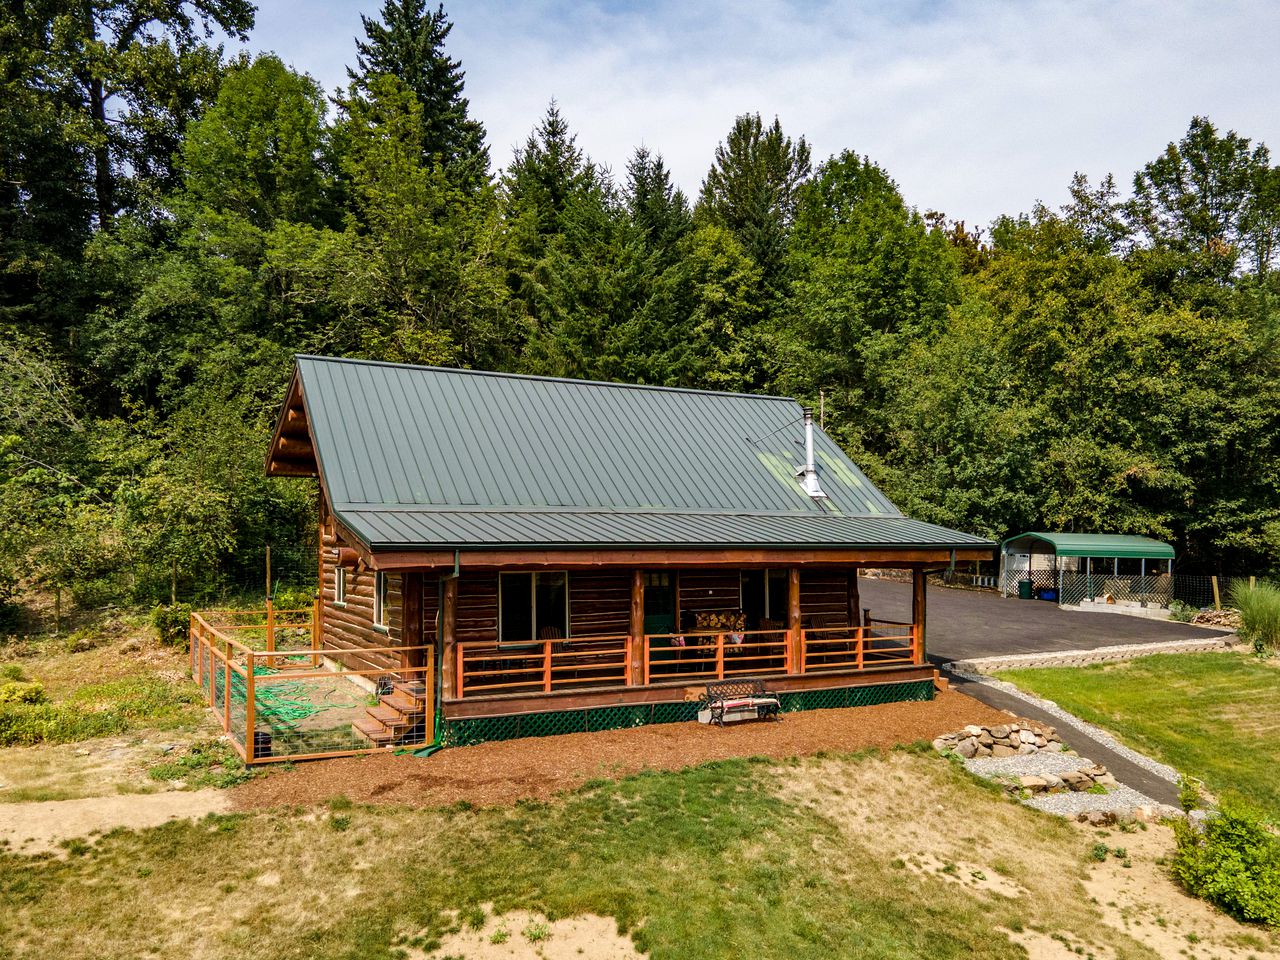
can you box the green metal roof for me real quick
[289,355,993,553]
[1001,532,1175,560]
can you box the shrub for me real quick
[0,680,47,705]
[1230,581,1280,655]
[1168,600,1198,623]
[1172,799,1280,927]
[151,603,194,646]
[271,585,316,611]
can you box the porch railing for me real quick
[642,630,788,684]
[799,622,918,673]
[455,635,630,697]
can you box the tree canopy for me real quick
[1,2,1278,620]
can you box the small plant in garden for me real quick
[490,927,510,945]
[1229,580,1280,656]
[1168,599,1198,622]
[147,740,253,789]
[1090,843,1110,862]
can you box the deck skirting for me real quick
[439,672,936,747]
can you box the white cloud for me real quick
[244,0,1280,227]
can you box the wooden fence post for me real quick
[440,575,458,699]
[245,650,256,762]
[1212,576,1221,611]
[543,640,553,693]
[265,598,276,667]
[311,597,321,668]
[715,633,725,680]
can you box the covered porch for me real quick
[394,557,938,722]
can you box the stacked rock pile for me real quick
[1007,763,1119,795]
[932,721,1064,759]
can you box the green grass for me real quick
[0,675,205,747]
[0,753,1164,960]
[996,653,1280,817]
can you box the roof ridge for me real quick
[336,504,910,519]
[294,354,797,403]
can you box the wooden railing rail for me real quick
[643,629,788,685]
[456,635,630,697]
[800,624,918,673]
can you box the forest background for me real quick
[3,0,1278,624]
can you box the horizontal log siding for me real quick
[801,570,849,625]
[678,569,741,615]
[569,571,630,637]
[321,524,400,672]
[457,573,498,643]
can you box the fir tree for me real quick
[348,0,489,187]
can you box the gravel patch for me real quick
[947,670,1182,785]
[965,752,1091,778]
[1026,784,1175,818]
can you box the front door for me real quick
[643,571,677,635]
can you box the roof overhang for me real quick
[265,369,319,478]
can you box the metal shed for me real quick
[999,532,1175,608]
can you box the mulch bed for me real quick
[231,688,1012,810]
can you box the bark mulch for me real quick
[231,688,1012,810]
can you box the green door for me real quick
[643,572,676,635]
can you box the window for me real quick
[373,571,389,630]
[334,566,347,606]
[499,572,568,644]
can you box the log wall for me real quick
[321,521,401,672]
[800,570,850,626]
[677,569,741,616]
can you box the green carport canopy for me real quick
[1001,532,1175,560]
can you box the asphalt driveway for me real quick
[857,577,1227,663]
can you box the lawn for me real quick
[996,653,1280,817]
[0,751,1179,960]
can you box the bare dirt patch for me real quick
[0,731,206,803]
[410,908,642,960]
[1081,820,1280,960]
[774,753,1137,959]
[232,688,1011,810]
[0,789,231,855]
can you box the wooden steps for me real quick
[352,680,429,747]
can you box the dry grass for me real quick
[4,751,1247,960]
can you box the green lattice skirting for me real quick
[440,679,934,748]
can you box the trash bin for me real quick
[1018,579,1034,600]
[1038,587,1058,602]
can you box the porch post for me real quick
[628,570,644,686]
[846,568,861,628]
[788,567,802,673]
[402,571,423,672]
[440,574,458,700]
[911,569,927,664]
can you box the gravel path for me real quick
[1026,784,1173,818]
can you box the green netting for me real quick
[440,680,933,747]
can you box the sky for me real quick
[241,0,1280,228]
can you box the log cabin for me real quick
[261,354,993,751]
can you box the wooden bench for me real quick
[704,678,781,726]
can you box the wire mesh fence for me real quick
[1000,567,1275,613]
[190,609,435,763]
